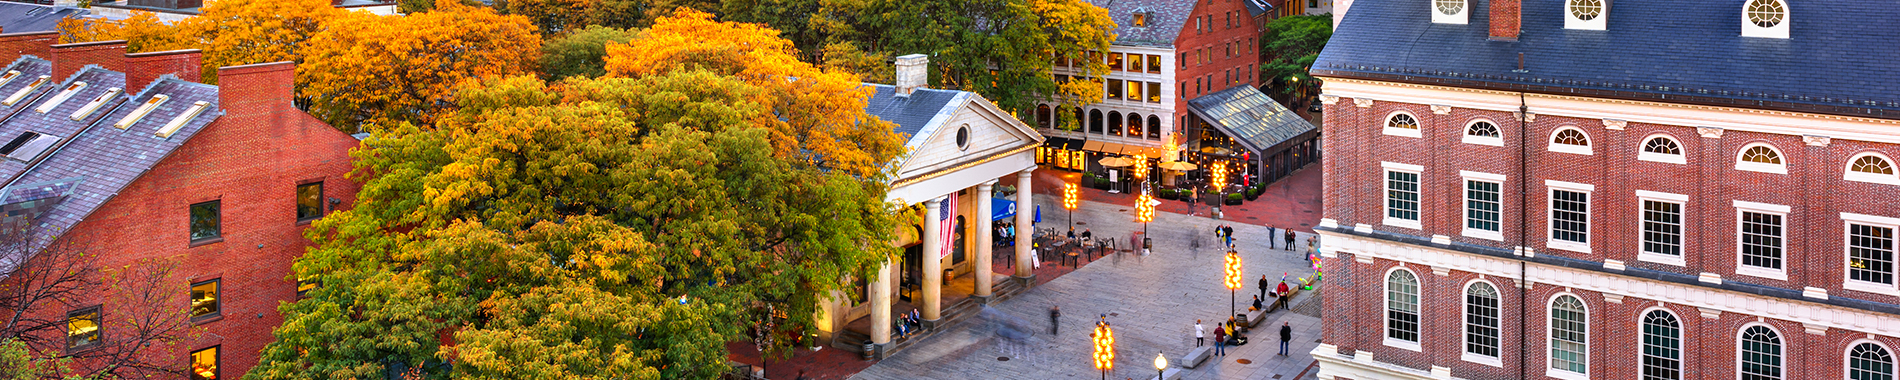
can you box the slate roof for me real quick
[0,3,87,34]
[1185,85,1317,155]
[1086,0,1197,47]
[0,57,54,117]
[1314,0,1900,117]
[861,84,969,147]
[0,65,129,182]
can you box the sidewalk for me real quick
[1031,164,1323,232]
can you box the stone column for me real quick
[975,181,995,301]
[921,197,943,326]
[1014,169,1035,282]
[869,257,892,351]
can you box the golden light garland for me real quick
[1093,322,1116,372]
[1210,161,1228,191]
[1134,193,1155,224]
[1224,250,1242,290]
[1063,182,1080,211]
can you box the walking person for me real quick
[1195,320,1205,347]
[1276,278,1292,311]
[1049,306,1062,335]
[1284,229,1296,251]
[1278,322,1293,356]
[1257,274,1271,300]
[1223,225,1235,247]
[1212,322,1227,356]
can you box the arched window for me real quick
[1385,269,1421,348]
[1431,0,1468,24]
[1548,127,1593,155]
[1550,294,1588,376]
[1383,112,1421,138]
[1640,310,1681,380]
[1036,104,1052,129]
[1464,281,1501,360]
[1736,143,1786,174]
[1739,325,1782,380]
[1742,0,1789,38]
[1847,153,1900,184]
[1850,342,1895,380]
[1566,0,1606,29]
[1108,110,1123,136]
[1639,135,1685,164]
[1127,113,1144,138]
[1089,109,1104,134]
[1463,120,1502,146]
[1147,115,1162,139]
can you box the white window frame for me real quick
[1461,171,1506,241]
[1546,293,1590,380]
[1637,190,1689,267]
[1564,0,1609,30]
[1637,134,1687,165]
[1546,180,1594,254]
[1844,152,1900,185]
[1383,111,1423,138]
[1547,127,1594,156]
[1462,119,1504,147]
[1842,212,1900,296]
[1847,340,1897,380]
[1430,0,1469,24]
[1383,161,1424,230]
[1461,279,1504,367]
[1740,0,1790,39]
[1383,267,1423,352]
[1737,323,1785,380]
[1735,143,1788,174]
[1637,308,1683,380]
[1733,200,1791,281]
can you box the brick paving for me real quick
[1031,164,1323,233]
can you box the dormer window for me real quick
[1742,0,1789,38]
[1565,0,1607,30]
[1431,0,1468,24]
[33,81,87,114]
[2,75,49,106]
[1132,13,1148,27]
[114,94,169,130]
[70,87,121,121]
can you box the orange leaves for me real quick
[299,3,541,132]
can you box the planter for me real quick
[1244,188,1260,201]
[1225,194,1244,205]
[1159,189,1178,200]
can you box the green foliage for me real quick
[542,25,642,80]
[1228,193,1245,201]
[0,339,41,380]
[1258,14,1331,94]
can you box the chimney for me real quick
[0,31,59,65]
[894,53,928,97]
[51,40,126,81]
[125,49,202,91]
[217,61,296,112]
[1489,0,1521,41]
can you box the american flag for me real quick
[939,195,958,259]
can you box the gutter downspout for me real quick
[1516,91,1529,380]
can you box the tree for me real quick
[297,2,542,132]
[54,11,186,53]
[0,226,198,380]
[171,0,346,84]
[1258,14,1331,95]
[540,25,641,80]
[251,12,905,380]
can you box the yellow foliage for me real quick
[54,11,187,53]
[172,0,346,83]
[298,2,542,132]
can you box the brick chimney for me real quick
[51,40,126,81]
[125,49,202,91]
[894,54,928,97]
[216,61,296,111]
[0,32,59,65]
[1489,0,1521,41]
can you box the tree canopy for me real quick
[1258,14,1331,94]
[297,2,542,132]
[540,25,641,80]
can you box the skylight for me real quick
[0,71,19,88]
[1,75,49,106]
[69,87,121,121]
[33,81,87,114]
[113,94,169,130]
[0,131,60,162]
[156,101,210,138]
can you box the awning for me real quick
[991,198,1017,221]
[1043,136,1084,150]
[1082,140,1104,152]
[1185,86,1319,158]
[1098,142,1128,154]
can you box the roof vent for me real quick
[0,71,20,88]
[0,132,60,162]
[155,101,210,138]
[114,94,169,130]
[1,75,50,106]
[69,87,122,121]
[33,81,88,114]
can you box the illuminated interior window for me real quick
[114,94,169,129]
[69,87,121,121]
[156,101,210,138]
[1,75,49,106]
[190,279,219,319]
[33,81,87,114]
[190,346,218,380]
[66,306,100,350]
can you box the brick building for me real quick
[1035,0,1320,188]
[0,32,360,379]
[1309,0,1900,379]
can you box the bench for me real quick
[1148,367,1185,380]
[1242,287,1305,328]
[1178,346,1212,368]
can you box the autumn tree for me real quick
[251,11,904,380]
[298,2,541,132]
[0,226,198,380]
[170,0,346,84]
[54,11,185,53]
[541,25,640,80]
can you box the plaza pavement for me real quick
[850,190,1326,380]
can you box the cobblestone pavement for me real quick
[852,194,1325,380]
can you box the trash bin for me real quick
[862,343,876,360]
[1143,237,1152,249]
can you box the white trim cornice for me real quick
[1316,231,1900,338]
[1319,94,1341,105]
[1602,119,1626,130]
[1353,98,1375,108]
[1805,134,1832,146]
[1431,104,1452,114]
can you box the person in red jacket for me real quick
[1275,277,1292,311]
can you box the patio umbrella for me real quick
[1098,156,1134,168]
[1157,161,1198,171]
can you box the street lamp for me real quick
[1209,161,1227,218]
[1153,351,1167,380]
[1063,182,1080,231]
[1224,250,1242,320]
[1135,193,1154,239]
[1093,321,1115,380]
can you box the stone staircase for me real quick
[832,275,1034,359]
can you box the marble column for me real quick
[869,257,892,349]
[1014,169,1035,282]
[975,181,995,301]
[921,197,943,325]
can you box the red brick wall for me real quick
[125,49,202,91]
[1171,0,1266,126]
[57,61,359,379]
[0,31,58,64]
[50,40,125,81]
[1489,0,1521,40]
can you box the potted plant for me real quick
[1225,193,1244,205]
[1081,173,1099,189]
[1245,186,1262,201]
[1160,188,1178,200]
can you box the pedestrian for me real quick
[1278,322,1293,356]
[1276,278,1292,311]
[1284,229,1296,251]
[1223,225,1235,247]
[1212,322,1227,356]
[1257,274,1270,300]
[1265,225,1276,249]
[1049,305,1061,335]
[1195,320,1205,347]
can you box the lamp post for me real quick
[1093,321,1115,380]
[1063,182,1080,231]
[1135,193,1154,240]
[1209,161,1227,218]
[1153,351,1167,380]
[1224,250,1242,320]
